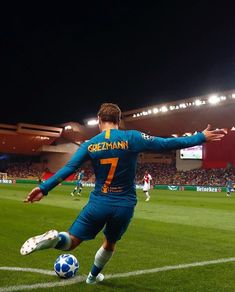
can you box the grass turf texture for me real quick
[0,183,235,291]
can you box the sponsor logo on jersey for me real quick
[141,133,154,140]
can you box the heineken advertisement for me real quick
[154,185,225,192]
[196,186,222,192]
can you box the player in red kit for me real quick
[143,170,152,201]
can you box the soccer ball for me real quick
[54,254,79,278]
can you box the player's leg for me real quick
[20,202,105,256]
[86,239,114,284]
[71,186,78,196]
[86,205,134,284]
[143,189,150,201]
[145,190,150,201]
[20,229,83,256]
[78,183,82,196]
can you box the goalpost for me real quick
[0,172,7,180]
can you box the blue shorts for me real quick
[227,187,232,193]
[68,202,134,243]
[76,181,82,188]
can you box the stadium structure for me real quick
[0,89,235,183]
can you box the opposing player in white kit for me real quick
[143,170,152,201]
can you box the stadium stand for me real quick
[1,89,235,186]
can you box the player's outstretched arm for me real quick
[23,187,44,203]
[130,124,227,153]
[202,124,227,141]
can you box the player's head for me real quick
[97,103,121,130]
[145,170,148,175]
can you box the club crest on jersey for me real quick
[141,133,154,140]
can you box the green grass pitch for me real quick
[0,183,235,291]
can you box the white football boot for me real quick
[20,229,59,255]
[86,272,104,284]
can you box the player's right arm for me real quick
[129,124,226,153]
[24,142,90,203]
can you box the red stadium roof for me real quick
[0,123,62,155]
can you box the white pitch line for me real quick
[0,267,55,276]
[105,257,235,279]
[1,257,235,291]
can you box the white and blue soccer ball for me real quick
[54,254,79,278]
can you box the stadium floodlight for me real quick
[87,119,98,126]
[219,96,226,100]
[148,109,152,114]
[208,95,220,104]
[231,127,235,131]
[133,114,136,117]
[169,105,175,110]
[195,99,203,106]
[179,103,186,108]
[64,125,72,130]
[153,108,159,114]
[160,106,168,112]
[172,134,178,137]
[232,94,235,98]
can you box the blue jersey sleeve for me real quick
[39,142,90,195]
[129,130,206,152]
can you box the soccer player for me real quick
[143,170,152,201]
[226,178,233,197]
[20,103,227,284]
[70,170,84,197]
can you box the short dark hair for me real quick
[97,103,121,124]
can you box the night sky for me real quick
[1,2,235,125]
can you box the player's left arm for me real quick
[24,143,90,203]
[130,125,226,153]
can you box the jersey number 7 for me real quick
[100,157,119,193]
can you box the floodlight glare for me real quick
[87,119,98,126]
[208,95,220,104]
[161,106,168,112]
[195,99,202,106]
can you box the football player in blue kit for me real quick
[70,170,84,197]
[20,103,226,284]
[226,178,233,197]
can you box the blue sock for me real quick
[55,232,71,250]
[91,264,102,277]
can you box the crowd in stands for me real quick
[136,163,235,186]
[3,161,235,186]
[5,162,43,180]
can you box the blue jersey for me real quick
[39,129,206,207]
[77,172,84,182]
[226,180,233,188]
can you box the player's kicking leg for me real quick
[20,230,76,255]
[20,230,59,255]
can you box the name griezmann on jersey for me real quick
[88,141,128,152]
